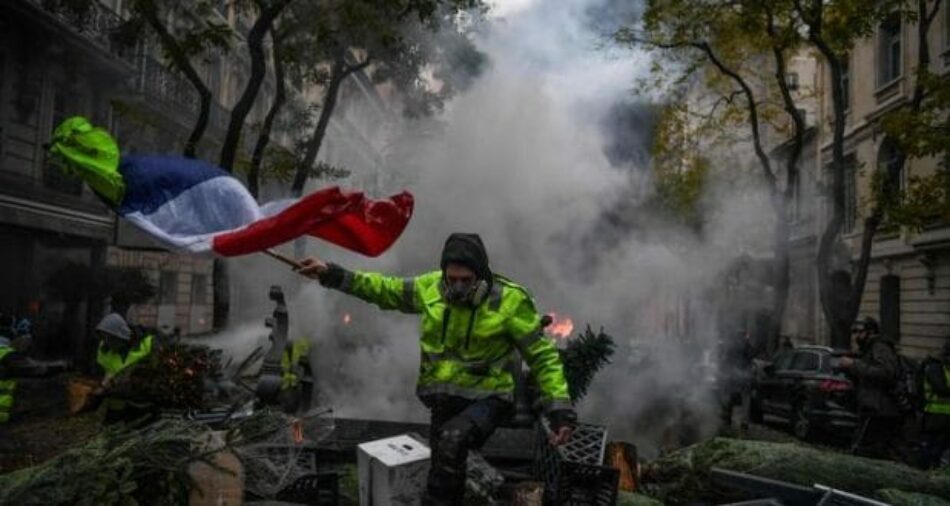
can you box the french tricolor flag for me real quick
[115,155,413,257]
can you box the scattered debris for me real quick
[0,409,293,505]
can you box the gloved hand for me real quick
[296,259,347,288]
[547,409,577,446]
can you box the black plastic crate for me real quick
[275,471,340,505]
[535,423,619,506]
[251,444,320,474]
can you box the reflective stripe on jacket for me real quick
[281,339,311,389]
[336,270,571,412]
[0,346,15,423]
[97,335,154,379]
[924,363,950,415]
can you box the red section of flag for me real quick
[212,187,414,257]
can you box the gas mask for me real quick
[443,278,476,305]
[441,278,489,306]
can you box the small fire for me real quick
[547,313,574,339]
[342,313,352,325]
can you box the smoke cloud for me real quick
[216,0,775,455]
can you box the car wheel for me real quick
[792,402,813,441]
[748,391,763,424]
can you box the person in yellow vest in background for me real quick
[920,341,950,469]
[94,313,155,425]
[0,337,16,423]
[278,338,313,414]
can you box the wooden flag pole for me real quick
[263,248,303,269]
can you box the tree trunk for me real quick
[769,208,791,355]
[696,41,791,353]
[764,9,805,354]
[248,34,287,198]
[802,2,851,348]
[288,50,372,197]
[218,0,292,172]
[290,49,348,197]
[138,1,213,158]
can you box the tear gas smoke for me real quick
[215,0,775,455]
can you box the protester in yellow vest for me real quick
[278,338,313,414]
[0,337,16,423]
[297,233,574,505]
[94,313,154,425]
[921,341,950,468]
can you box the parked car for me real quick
[749,345,858,441]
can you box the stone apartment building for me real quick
[0,0,392,365]
[679,4,950,358]
[813,4,950,357]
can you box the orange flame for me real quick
[547,313,574,339]
[342,313,352,325]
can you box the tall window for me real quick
[878,13,902,86]
[877,138,905,193]
[787,72,799,91]
[843,155,858,233]
[880,274,901,341]
[191,274,208,305]
[159,271,178,304]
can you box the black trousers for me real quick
[852,414,902,459]
[424,395,512,505]
[920,414,950,469]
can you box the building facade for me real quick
[814,3,950,357]
[0,0,389,365]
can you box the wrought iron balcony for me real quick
[25,0,136,67]
[129,55,230,134]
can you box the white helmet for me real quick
[96,313,131,341]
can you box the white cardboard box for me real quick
[357,434,431,506]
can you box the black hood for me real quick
[440,233,491,281]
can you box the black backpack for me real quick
[892,353,922,413]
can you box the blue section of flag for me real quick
[117,155,229,216]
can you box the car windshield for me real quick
[789,351,821,371]
[773,351,794,371]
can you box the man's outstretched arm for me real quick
[296,257,421,314]
[504,291,575,444]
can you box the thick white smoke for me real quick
[217,0,775,454]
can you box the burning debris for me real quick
[546,313,575,340]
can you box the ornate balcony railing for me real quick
[130,55,230,134]
[26,0,136,66]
